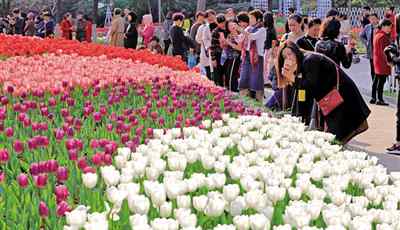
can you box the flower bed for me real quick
[0,35,188,71]
[64,114,400,230]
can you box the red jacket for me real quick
[373,30,392,76]
[60,19,72,40]
[85,21,93,43]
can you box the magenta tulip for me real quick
[77,157,88,170]
[103,154,112,165]
[91,153,103,166]
[55,185,69,203]
[83,166,96,174]
[17,173,29,188]
[46,159,59,172]
[39,201,49,218]
[5,127,13,137]
[147,128,153,137]
[0,149,9,163]
[55,128,65,141]
[56,201,70,217]
[35,174,48,188]
[56,167,68,182]
[29,163,39,175]
[68,149,78,161]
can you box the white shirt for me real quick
[245,26,267,56]
[196,24,212,67]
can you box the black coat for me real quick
[124,23,138,49]
[315,38,352,69]
[297,36,318,51]
[170,25,193,56]
[299,54,370,141]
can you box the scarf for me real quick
[242,23,263,69]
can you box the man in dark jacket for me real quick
[12,8,25,35]
[360,13,379,81]
[170,12,194,62]
[210,14,227,87]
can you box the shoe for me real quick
[376,101,389,106]
[369,99,376,104]
[387,143,400,151]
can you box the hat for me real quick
[326,8,339,18]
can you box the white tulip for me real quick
[267,186,286,204]
[326,225,346,230]
[177,195,191,209]
[130,214,148,227]
[272,224,292,230]
[249,214,270,230]
[65,205,88,228]
[193,195,208,212]
[223,184,240,202]
[230,196,247,216]
[245,190,262,209]
[151,186,167,207]
[214,224,236,230]
[84,212,108,230]
[128,195,150,215]
[101,166,121,187]
[160,202,172,218]
[288,187,302,201]
[115,155,127,169]
[233,215,250,230]
[82,173,98,189]
[201,154,216,170]
[202,120,211,129]
[106,186,127,206]
[214,161,227,173]
[212,173,226,188]
[204,196,225,217]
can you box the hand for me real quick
[212,60,217,67]
[189,48,194,52]
[345,44,352,54]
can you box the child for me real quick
[149,36,163,54]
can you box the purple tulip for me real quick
[0,149,9,163]
[56,166,68,182]
[55,185,69,203]
[29,163,39,175]
[39,201,49,218]
[35,174,48,189]
[17,173,29,188]
[56,201,70,217]
[55,128,65,141]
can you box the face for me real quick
[249,15,257,26]
[238,21,248,29]
[176,20,183,27]
[124,9,130,15]
[218,21,225,29]
[207,14,216,24]
[288,19,301,33]
[197,15,205,23]
[128,15,132,22]
[308,24,320,38]
[382,25,392,34]
[369,16,379,25]
[281,48,298,84]
[228,21,237,33]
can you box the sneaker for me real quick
[387,143,400,151]
[369,99,376,104]
[376,101,389,106]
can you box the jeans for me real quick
[369,59,375,82]
[372,74,387,101]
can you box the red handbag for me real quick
[317,65,344,116]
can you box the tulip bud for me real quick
[46,159,59,173]
[13,140,24,154]
[68,149,78,161]
[0,171,5,183]
[56,167,69,182]
[103,154,113,165]
[56,201,70,217]
[82,172,98,189]
[55,185,69,203]
[17,173,29,188]
[35,174,48,189]
[0,149,9,163]
[92,153,104,166]
[39,201,49,218]
[77,157,88,170]
[4,127,13,137]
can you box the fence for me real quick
[336,7,400,27]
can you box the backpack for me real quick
[315,39,338,58]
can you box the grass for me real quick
[384,90,397,98]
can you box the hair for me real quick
[262,11,274,29]
[196,11,206,19]
[226,8,235,14]
[363,6,371,11]
[172,12,184,22]
[378,18,393,29]
[390,6,395,11]
[63,13,70,19]
[84,15,91,21]
[303,17,308,26]
[308,18,321,28]
[276,41,304,86]
[206,9,216,17]
[325,8,339,18]
[249,9,263,22]
[319,18,341,39]
[225,19,237,33]
[166,11,173,20]
[237,11,249,24]
[288,7,296,14]
[114,8,122,16]
[370,13,378,18]
[216,13,226,24]
[151,36,159,42]
[13,8,20,14]
[288,14,302,24]
[128,12,137,23]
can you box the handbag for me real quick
[317,64,344,116]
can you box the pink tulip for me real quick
[159,117,165,126]
[56,167,68,182]
[93,112,102,122]
[0,149,9,163]
[0,96,8,105]
[55,128,65,141]
[147,128,153,137]
[5,127,13,137]
[103,154,112,165]
[56,201,70,217]
[77,157,88,170]
[90,139,99,149]
[55,185,69,203]
[68,149,78,161]
[0,171,5,183]
[46,159,59,172]
[92,153,103,166]
[39,201,49,218]
[35,174,48,188]
[83,166,96,174]
[17,173,29,188]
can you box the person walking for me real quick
[140,14,155,48]
[60,13,73,40]
[239,9,266,102]
[84,15,93,43]
[75,13,87,42]
[110,8,125,47]
[124,12,138,49]
[161,12,173,54]
[190,11,206,56]
[222,20,241,92]
[170,12,194,62]
[360,13,379,92]
[316,18,353,68]
[263,11,278,86]
[196,10,216,80]
[372,19,393,106]
[210,14,227,87]
[24,12,36,37]
[276,41,370,143]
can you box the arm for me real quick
[359,26,369,47]
[339,43,352,69]
[248,28,266,41]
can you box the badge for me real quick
[298,90,306,102]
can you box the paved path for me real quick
[344,57,399,171]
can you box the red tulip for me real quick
[0,149,9,163]
[55,185,69,203]
[35,174,48,189]
[92,153,104,166]
[147,128,153,137]
[39,201,49,218]
[103,154,113,165]
[56,167,68,182]
[0,96,8,105]
[17,173,29,188]
[93,112,102,122]
[56,201,70,217]
[77,157,88,170]
[177,114,183,122]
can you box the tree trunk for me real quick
[93,0,98,25]
[197,0,206,11]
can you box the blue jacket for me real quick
[360,23,375,59]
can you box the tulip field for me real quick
[1,35,400,230]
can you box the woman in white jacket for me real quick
[196,11,217,80]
